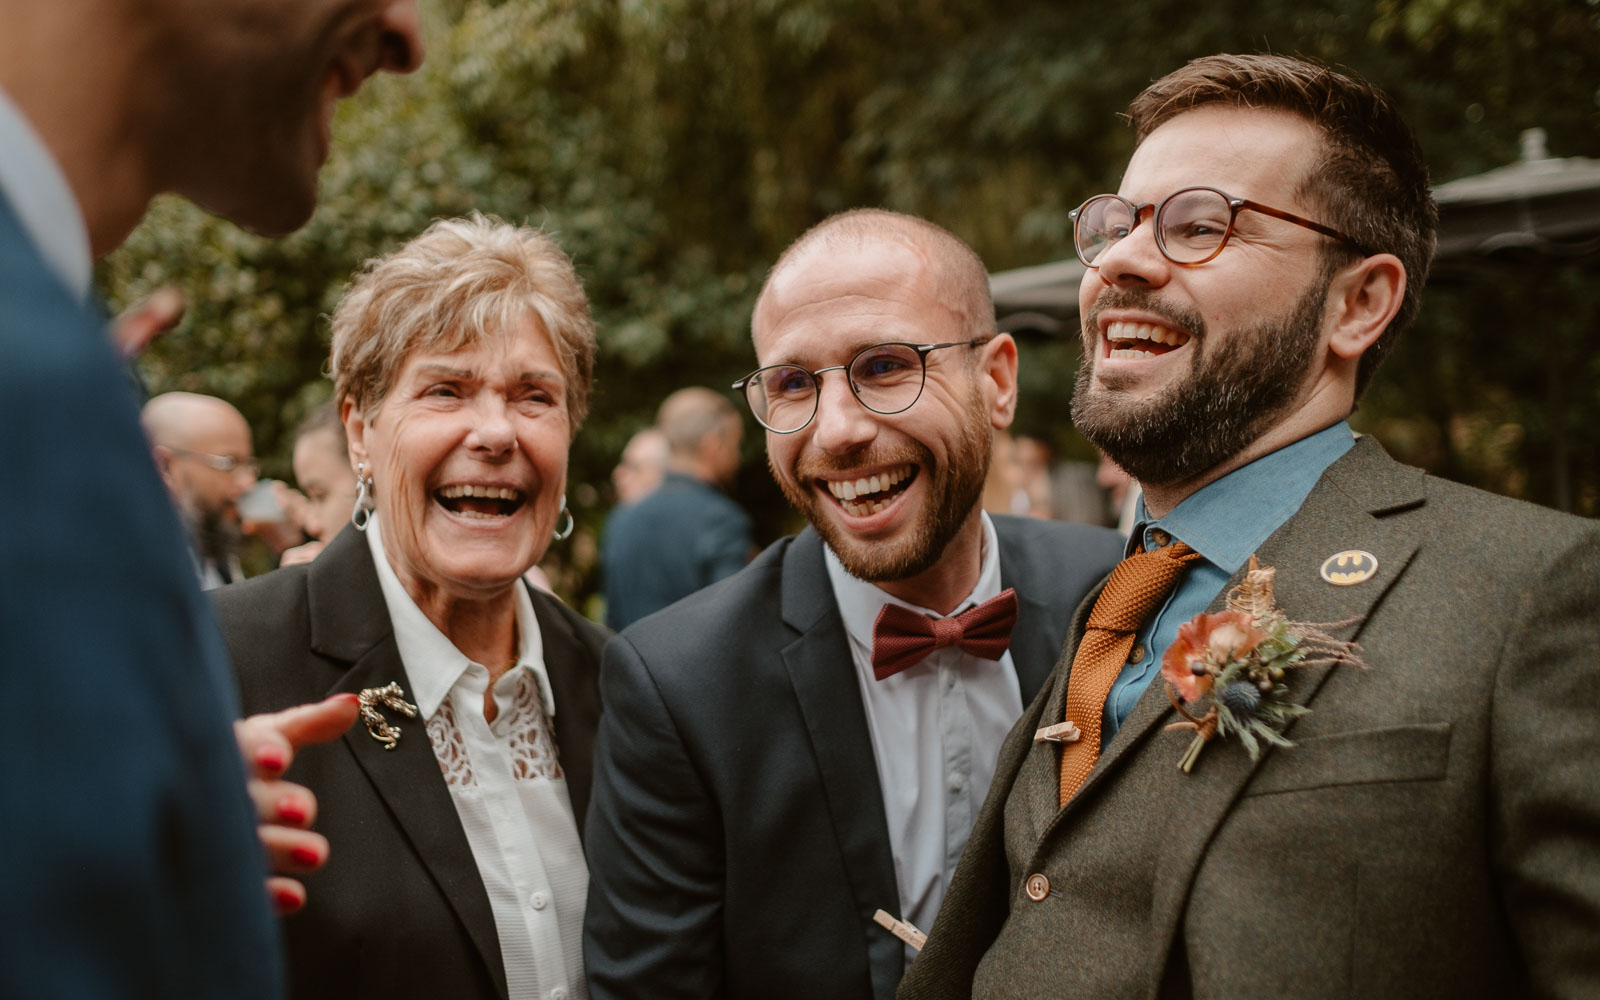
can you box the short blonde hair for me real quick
[330,214,597,434]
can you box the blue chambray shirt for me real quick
[1101,421,1356,741]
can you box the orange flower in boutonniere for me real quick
[1162,556,1366,773]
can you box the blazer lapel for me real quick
[1018,576,1104,841]
[529,587,601,837]
[1057,435,1426,823]
[996,526,1080,705]
[777,529,903,1000]
[307,530,509,1000]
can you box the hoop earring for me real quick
[351,463,376,532]
[552,495,574,541]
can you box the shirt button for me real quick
[551,989,567,1000]
[1128,644,1146,663]
[530,891,548,911]
[1149,528,1172,548]
[949,773,965,793]
[1025,873,1050,901]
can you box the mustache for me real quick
[1083,287,1207,342]
[792,443,927,481]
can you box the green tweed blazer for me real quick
[899,435,1600,1000]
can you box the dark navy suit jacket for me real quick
[601,473,753,630]
[584,517,1125,1000]
[0,193,281,997]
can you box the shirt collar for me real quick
[0,85,93,300]
[825,509,1003,646]
[1131,422,1356,573]
[366,517,553,719]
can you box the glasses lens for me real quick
[1158,188,1233,264]
[746,364,817,432]
[849,344,925,415]
[1074,196,1132,265]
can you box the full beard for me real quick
[189,503,245,566]
[1071,274,1331,488]
[771,389,992,583]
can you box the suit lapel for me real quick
[777,529,903,1000]
[307,530,509,1000]
[1018,575,1104,841]
[1053,435,1426,828]
[529,586,600,837]
[995,522,1080,704]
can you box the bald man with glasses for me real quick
[143,392,260,589]
[582,209,1123,1000]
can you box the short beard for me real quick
[771,384,992,583]
[1071,271,1332,488]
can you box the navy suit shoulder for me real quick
[601,474,754,629]
[0,195,280,997]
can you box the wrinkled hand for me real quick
[111,285,185,359]
[234,694,360,915]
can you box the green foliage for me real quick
[102,0,1600,600]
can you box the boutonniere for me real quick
[1162,556,1365,773]
[358,682,419,751]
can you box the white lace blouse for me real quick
[368,522,588,1000]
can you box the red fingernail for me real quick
[331,693,360,706]
[277,798,308,825]
[256,747,287,774]
[290,846,321,867]
[273,888,304,913]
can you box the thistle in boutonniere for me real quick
[1161,556,1365,773]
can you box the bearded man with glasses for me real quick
[583,208,1124,1000]
[900,54,1600,1000]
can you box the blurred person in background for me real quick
[0,1,424,994]
[142,391,259,588]
[280,400,359,567]
[215,216,605,1000]
[600,386,753,630]
[611,426,669,506]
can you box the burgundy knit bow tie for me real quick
[870,588,1020,681]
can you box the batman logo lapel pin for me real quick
[1320,550,1378,586]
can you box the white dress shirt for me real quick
[0,85,92,299]
[368,522,588,1000]
[823,511,1023,952]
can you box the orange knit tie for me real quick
[1058,541,1202,805]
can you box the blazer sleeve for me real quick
[1489,523,1600,995]
[584,632,728,1000]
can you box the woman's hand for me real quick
[234,694,361,914]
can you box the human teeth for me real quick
[826,464,913,505]
[1106,321,1190,346]
[438,484,521,500]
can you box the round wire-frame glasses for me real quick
[1070,185,1371,268]
[732,338,988,434]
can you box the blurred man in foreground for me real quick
[143,391,259,588]
[899,54,1600,1000]
[584,210,1124,1000]
[0,2,422,996]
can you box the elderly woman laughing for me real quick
[214,215,605,1000]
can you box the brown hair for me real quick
[1128,54,1437,397]
[330,214,597,434]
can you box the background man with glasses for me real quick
[143,392,260,588]
[899,54,1600,1000]
[583,208,1123,1000]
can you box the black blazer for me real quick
[583,516,1124,1000]
[214,526,606,1000]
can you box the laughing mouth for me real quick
[435,483,526,520]
[823,464,916,516]
[1105,320,1191,359]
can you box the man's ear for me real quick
[151,444,177,485]
[981,331,1019,430]
[340,397,369,472]
[1326,253,1406,362]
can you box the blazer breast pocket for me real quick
[1243,721,1452,797]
